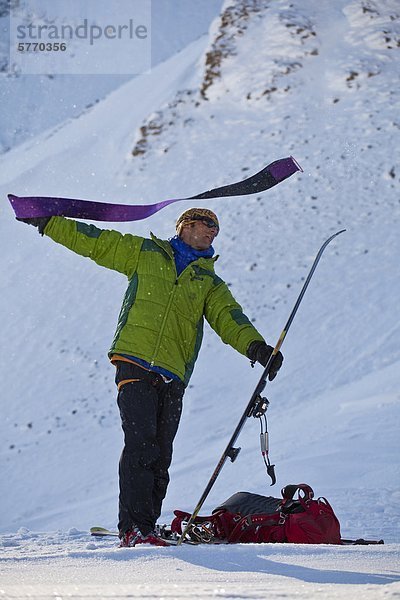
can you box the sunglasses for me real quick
[191,216,219,232]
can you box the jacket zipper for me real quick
[149,235,215,367]
[150,277,179,366]
[150,261,199,366]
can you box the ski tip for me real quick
[90,526,119,537]
[290,156,304,173]
[320,229,346,250]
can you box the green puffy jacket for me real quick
[44,217,264,385]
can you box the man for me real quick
[17,207,283,547]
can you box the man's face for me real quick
[180,220,218,250]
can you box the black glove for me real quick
[17,217,51,235]
[247,340,284,381]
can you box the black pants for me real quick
[115,362,185,536]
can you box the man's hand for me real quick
[247,340,284,381]
[17,217,51,235]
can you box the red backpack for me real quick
[172,483,342,544]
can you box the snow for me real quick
[0,0,223,152]
[1,531,399,599]
[0,0,399,598]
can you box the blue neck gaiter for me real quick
[169,235,214,276]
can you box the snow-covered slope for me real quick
[0,0,223,153]
[0,0,399,554]
[1,1,399,597]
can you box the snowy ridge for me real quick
[201,0,318,102]
[0,0,399,597]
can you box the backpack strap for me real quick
[227,513,285,543]
[280,483,314,513]
[171,510,215,534]
[281,483,314,501]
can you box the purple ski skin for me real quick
[269,156,302,181]
[8,156,302,223]
[8,194,175,222]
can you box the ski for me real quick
[341,538,384,545]
[90,527,383,546]
[8,156,302,222]
[177,229,346,545]
[90,526,119,537]
[89,526,199,545]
